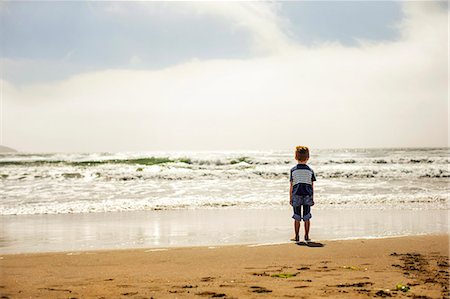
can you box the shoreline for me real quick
[0,232,446,257]
[1,234,448,298]
[1,208,448,254]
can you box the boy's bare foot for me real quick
[304,235,311,242]
[290,236,299,242]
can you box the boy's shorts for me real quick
[292,195,313,222]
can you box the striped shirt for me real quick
[290,164,316,196]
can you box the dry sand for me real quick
[1,234,448,298]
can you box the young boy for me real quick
[290,146,316,242]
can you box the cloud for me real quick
[185,2,292,54]
[97,2,291,54]
[0,2,258,84]
[2,2,448,151]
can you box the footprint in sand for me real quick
[219,284,234,288]
[196,291,226,297]
[270,273,297,278]
[38,287,72,293]
[169,290,181,294]
[181,285,198,289]
[121,291,138,296]
[252,272,270,277]
[250,286,272,293]
[333,282,374,288]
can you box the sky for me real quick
[0,1,448,152]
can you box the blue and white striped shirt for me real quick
[290,164,316,196]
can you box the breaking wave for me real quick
[1,148,448,215]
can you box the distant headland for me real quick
[0,145,17,153]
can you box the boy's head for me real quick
[295,146,309,162]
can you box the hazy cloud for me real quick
[2,2,448,152]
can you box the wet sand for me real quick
[1,234,448,298]
[0,208,448,254]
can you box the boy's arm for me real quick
[289,181,293,206]
[311,182,315,206]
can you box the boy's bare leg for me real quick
[304,220,310,240]
[294,220,300,241]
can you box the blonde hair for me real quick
[295,146,310,161]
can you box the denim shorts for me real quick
[292,195,313,221]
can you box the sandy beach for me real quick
[1,234,448,298]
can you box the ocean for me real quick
[1,148,448,215]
